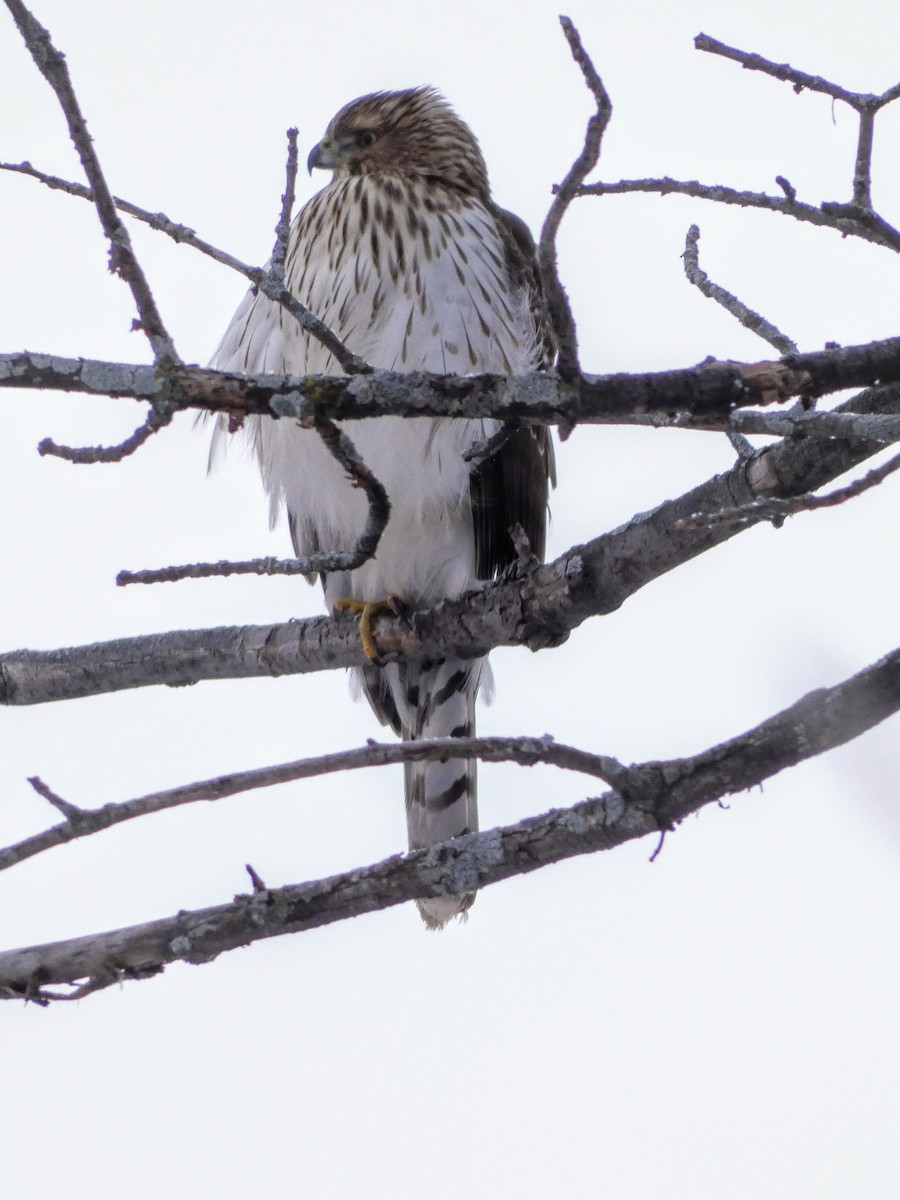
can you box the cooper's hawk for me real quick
[210,88,554,927]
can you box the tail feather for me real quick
[359,656,481,928]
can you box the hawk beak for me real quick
[307,139,337,173]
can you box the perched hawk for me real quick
[210,88,554,927]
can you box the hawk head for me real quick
[306,87,490,200]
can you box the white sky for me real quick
[1,1,899,1196]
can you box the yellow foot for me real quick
[333,594,403,659]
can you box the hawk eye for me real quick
[357,130,377,148]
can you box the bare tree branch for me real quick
[26,776,82,822]
[682,225,798,355]
[3,645,898,1003]
[116,556,315,586]
[1,737,630,874]
[8,348,900,446]
[9,331,900,429]
[678,444,900,531]
[853,107,876,210]
[681,221,800,461]
[575,177,900,254]
[0,153,368,375]
[612,408,900,440]
[694,34,900,213]
[726,410,900,441]
[538,16,612,377]
[693,33,887,109]
[4,382,898,708]
[269,128,298,286]
[0,158,243,251]
[37,398,178,463]
[117,411,390,585]
[2,18,899,1010]
[3,0,180,364]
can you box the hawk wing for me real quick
[470,205,555,579]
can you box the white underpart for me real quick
[210,176,537,606]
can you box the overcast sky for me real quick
[1,1,899,1196]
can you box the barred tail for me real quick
[405,657,479,928]
[359,656,481,929]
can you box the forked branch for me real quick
[2,645,898,1003]
[694,33,900,213]
[575,35,900,253]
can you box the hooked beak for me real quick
[307,138,338,173]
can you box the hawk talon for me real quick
[333,594,403,660]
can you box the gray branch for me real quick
[693,33,887,109]
[4,0,180,365]
[694,33,900,218]
[3,645,898,1003]
[4,382,898,707]
[0,737,629,874]
[576,178,900,254]
[6,331,900,431]
[683,225,798,355]
[676,446,900,530]
[0,153,367,375]
[538,16,612,377]
[37,399,178,463]
[117,412,391,586]
[268,128,298,286]
[727,410,900,441]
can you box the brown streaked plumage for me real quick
[210,87,555,928]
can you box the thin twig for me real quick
[26,776,83,822]
[610,408,900,438]
[117,556,319,586]
[245,864,269,893]
[728,409,900,442]
[676,445,900,531]
[4,1,180,365]
[0,159,268,278]
[269,128,298,286]
[0,161,368,375]
[694,33,873,108]
[117,408,390,585]
[853,106,876,209]
[0,736,630,874]
[575,178,900,254]
[683,225,798,355]
[37,398,177,463]
[538,16,612,377]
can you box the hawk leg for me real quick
[333,594,404,660]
